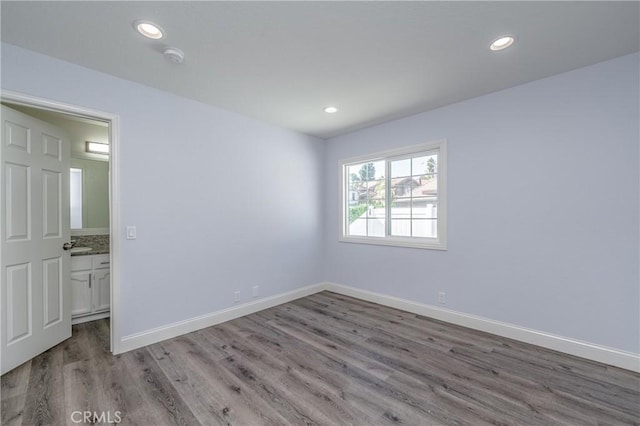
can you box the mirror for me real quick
[70,157,109,229]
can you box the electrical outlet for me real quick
[234,291,241,303]
[438,291,446,304]
[252,285,259,298]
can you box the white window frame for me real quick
[339,140,447,250]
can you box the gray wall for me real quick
[324,53,639,354]
[2,43,325,337]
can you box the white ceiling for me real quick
[1,1,638,139]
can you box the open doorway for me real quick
[1,92,120,372]
[7,106,112,321]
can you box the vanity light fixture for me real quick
[86,141,109,155]
[490,35,515,51]
[133,20,164,40]
[324,106,339,114]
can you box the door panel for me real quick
[42,134,61,161]
[1,105,71,374]
[43,257,62,327]
[5,162,30,241]
[5,121,30,152]
[6,262,31,343]
[42,170,61,238]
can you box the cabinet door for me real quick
[71,272,92,316]
[93,269,110,313]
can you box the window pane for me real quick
[348,169,361,188]
[411,198,438,219]
[349,161,384,183]
[367,198,386,216]
[367,178,385,202]
[412,219,437,238]
[347,163,364,188]
[413,154,438,175]
[367,197,385,236]
[348,213,367,236]
[348,200,368,232]
[391,177,417,199]
[390,203,410,219]
[367,218,385,237]
[391,219,411,236]
[370,160,385,180]
[391,158,411,178]
[70,168,82,229]
[412,174,437,198]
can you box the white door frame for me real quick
[1,90,122,354]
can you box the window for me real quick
[340,140,447,250]
[70,168,83,229]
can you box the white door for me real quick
[1,105,71,374]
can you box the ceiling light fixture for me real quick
[490,35,515,51]
[133,20,164,40]
[324,106,339,114]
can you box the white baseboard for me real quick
[72,311,110,325]
[117,283,326,353]
[324,282,640,373]
[116,280,639,372]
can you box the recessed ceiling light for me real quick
[324,106,339,114]
[490,35,515,51]
[133,20,164,40]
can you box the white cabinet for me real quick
[71,254,110,322]
[93,268,110,312]
[71,272,92,316]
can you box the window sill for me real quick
[339,235,447,251]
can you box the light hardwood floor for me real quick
[2,291,639,425]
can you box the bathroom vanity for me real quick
[71,251,110,324]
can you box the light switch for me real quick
[126,226,136,240]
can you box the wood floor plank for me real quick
[204,324,332,425]
[312,292,500,351]
[1,359,31,399]
[307,293,475,353]
[122,348,201,425]
[150,335,290,425]
[62,360,99,422]
[21,345,65,426]
[238,315,455,425]
[214,320,381,425]
[60,322,90,366]
[254,312,397,381]
[1,361,31,426]
[3,290,639,425]
[444,345,616,425]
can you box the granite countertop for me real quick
[70,234,110,256]
[71,248,110,256]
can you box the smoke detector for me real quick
[163,47,184,64]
